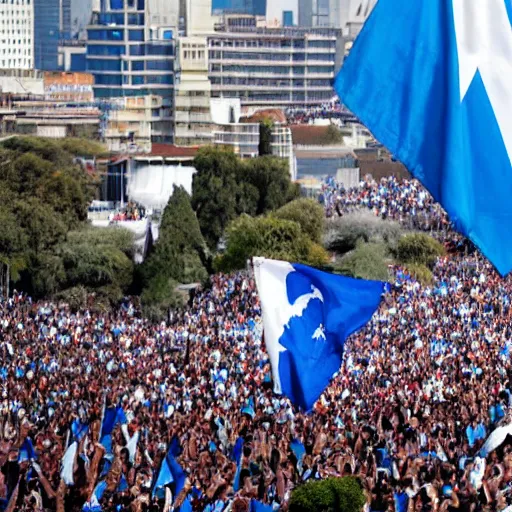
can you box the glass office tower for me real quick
[34,0,60,70]
[86,0,175,100]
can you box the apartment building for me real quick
[0,0,34,70]
[208,19,340,108]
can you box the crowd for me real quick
[1,178,512,511]
[285,100,355,125]
[320,176,450,233]
[109,203,147,223]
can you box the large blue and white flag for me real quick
[334,0,512,275]
[254,258,385,410]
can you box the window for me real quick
[129,29,144,41]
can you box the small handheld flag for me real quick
[254,258,385,411]
[334,0,512,275]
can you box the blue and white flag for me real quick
[83,480,107,512]
[152,449,187,499]
[254,258,385,410]
[334,0,512,275]
[18,438,37,463]
[232,437,244,492]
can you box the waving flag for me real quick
[334,0,512,275]
[153,449,187,499]
[83,480,107,512]
[254,258,385,410]
[18,438,37,463]
[232,437,244,492]
[100,406,127,451]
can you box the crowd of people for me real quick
[109,202,147,223]
[320,176,450,233]
[1,178,512,511]
[285,100,355,125]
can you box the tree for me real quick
[259,119,273,156]
[338,242,391,282]
[140,277,185,322]
[242,156,298,215]
[289,477,366,512]
[192,147,299,249]
[141,186,207,286]
[216,215,328,272]
[192,147,240,249]
[394,233,445,268]
[274,198,325,244]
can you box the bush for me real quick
[289,477,366,512]
[402,263,434,285]
[324,211,403,255]
[274,198,325,244]
[395,233,445,268]
[216,215,328,272]
[141,276,185,322]
[56,286,89,311]
[338,242,391,282]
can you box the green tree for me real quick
[339,242,391,282]
[141,186,207,286]
[242,156,298,215]
[140,277,185,322]
[259,119,273,156]
[274,198,325,244]
[216,214,328,272]
[289,477,366,512]
[192,147,240,249]
[394,233,445,268]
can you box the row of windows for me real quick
[93,72,174,86]
[209,51,333,62]
[87,57,174,72]
[212,90,333,102]
[88,28,147,42]
[87,43,174,58]
[109,0,145,9]
[97,13,144,25]
[209,64,333,75]
[94,86,172,99]
[210,77,332,88]
[210,39,335,50]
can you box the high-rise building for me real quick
[299,0,376,36]
[34,0,60,70]
[0,0,34,70]
[212,0,266,16]
[86,0,176,100]
[86,0,177,141]
[208,19,340,108]
[60,0,72,39]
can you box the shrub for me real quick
[216,215,328,272]
[402,263,434,285]
[289,477,366,512]
[338,242,391,282]
[324,211,403,255]
[141,276,185,322]
[394,233,445,268]
[274,198,325,244]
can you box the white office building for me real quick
[0,0,34,70]
[208,18,341,108]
